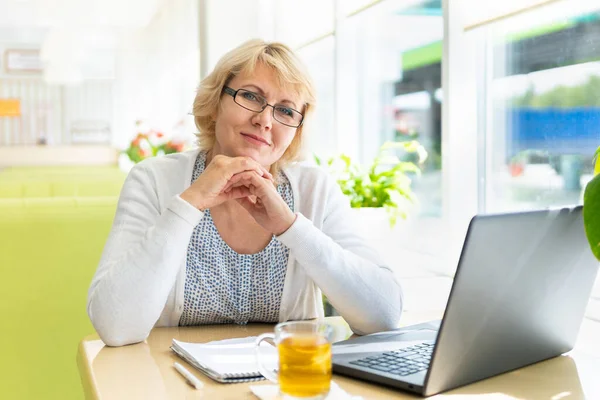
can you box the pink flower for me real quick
[167,141,184,152]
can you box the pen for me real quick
[174,362,204,389]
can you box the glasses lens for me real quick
[273,105,302,127]
[235,89,266,112]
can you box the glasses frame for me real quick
[222,86,304,128]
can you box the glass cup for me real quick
[255,321,334,400]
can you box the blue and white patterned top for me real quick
[179,152,293,326]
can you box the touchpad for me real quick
[332,329,437,356]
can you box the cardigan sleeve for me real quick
[276,175,403,335]
[87,162,203,346]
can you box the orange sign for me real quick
[0,99,21,117]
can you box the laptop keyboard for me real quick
[348,343,434,376]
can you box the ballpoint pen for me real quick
[174,362,204,389]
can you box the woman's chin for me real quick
[231,148,267,162]
[213,145,276,167]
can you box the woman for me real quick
[88,39,403,347]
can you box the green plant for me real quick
[124,130,185,163]
[583,146,600,261]
[315,140,427,227]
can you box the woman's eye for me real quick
[242,91,259,101]
[276,106,294,117]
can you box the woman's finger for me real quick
[259,165,274,181]
[227,185,252,199]
[240,171,274,197]
[227,157,272,181]
[222,171,256,192]
[223,170,273,193]
[222,173,244,192]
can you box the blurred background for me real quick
[2,0,600,221]
[1,0,599,398]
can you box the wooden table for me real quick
[77,316,600,399]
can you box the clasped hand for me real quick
[180,155,296,235]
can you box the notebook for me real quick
[170,336,278,383]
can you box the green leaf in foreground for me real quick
[583,173,600,261]
[595,147,600,175]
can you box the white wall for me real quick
[0,78,61,145]
[0,28,46,79]
[0,30,45,143]
[202,0,264,76]
[0,1,200,149]
[0,28,115,145]
[113,0,200,148]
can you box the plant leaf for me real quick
[583,174,600,261]
[380,140,428,163]
[340,154,352,169]
[318,140,426,222]
[594,146,600,176]
[375,155,401,165]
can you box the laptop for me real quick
[332,205,599,397]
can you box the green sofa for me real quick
[0,165,125,178]
[0,166,125,399]
[0,166,125,199]
[0,197,119,399]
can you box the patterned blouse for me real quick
[179,152,293,326]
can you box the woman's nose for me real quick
[252,106,273,130]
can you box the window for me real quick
[307,0,445,217]
[475,0,600,327]
[289,0,450,318]
[335,0,444,217]
[480,2,600,213]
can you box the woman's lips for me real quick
[241,133,270,146]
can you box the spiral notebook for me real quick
[171,336,278,383]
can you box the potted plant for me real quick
[315,140,427,227]
[583,146,600,261]
[315,140,426,316]
[119,121,186,172]
[508,150,529,177]
[123,131,185,163]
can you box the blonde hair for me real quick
[192,39,316,173]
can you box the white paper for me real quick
[249,381,363,400]
[173,336,278,376]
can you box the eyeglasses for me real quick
[223,86,304,128]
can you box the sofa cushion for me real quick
[0,196,118,399]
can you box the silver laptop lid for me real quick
[424,206,598,396]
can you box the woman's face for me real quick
[212,63,303,168]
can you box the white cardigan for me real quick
[87,149,403,346]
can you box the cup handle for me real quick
[255,333,278,383]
